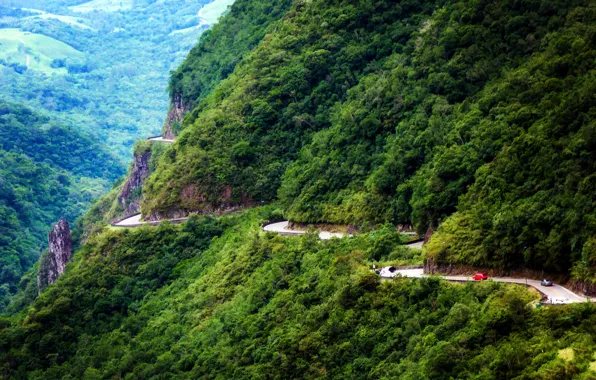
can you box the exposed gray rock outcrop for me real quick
[163,93,188,139]
[38,218,72,292]
[120,148,151,216]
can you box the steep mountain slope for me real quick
[4,0,596,378]
[142,0,440,218]
[167,0,294,126]
[0,101,122,310]
[140,0,596,278]
[4,208,596,379]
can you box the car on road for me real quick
[541,279,553,286]
[472,272,488,281]
[551,297,569,304]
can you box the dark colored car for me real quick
[541,279,553,286]
[472,272,488,281]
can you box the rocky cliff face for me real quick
[120,149,152,216]
[423,227,434,244]
[38,218,72,292]
[163,93,188,139]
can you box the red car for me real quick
[472,272,488,281]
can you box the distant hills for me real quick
[0,0,233,161]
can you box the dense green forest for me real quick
[139,0,596,279]
[169,0,294,112]
[4,208,596,378]
[0,100,122,310]
[4,0,596,378]
[281,0,596,276]
[0,0,215,160]
[142,0,441,217]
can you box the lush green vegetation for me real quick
[142,0,596,278]
[0,0,215,160]
[5,0,596,377]
[168,0,293,112]
[0,0,235,308]
[280,0,596,276]
[143,0,439,217]
[4,208,596,378]
[0,100,122,310]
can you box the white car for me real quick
[550,298,570,304]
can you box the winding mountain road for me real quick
[380,268,588,304]
[147,136,176,143]
[112,132,587,306]
[114,213,144,226]
[112,213,189,227]
[262,221,346,240]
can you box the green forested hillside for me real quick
[169,0,294,111]
[3,208,596,378]
[282,0,596,275]
[4,0,596,378]
[140,0,596,278]
[142,0,440,217]
[0,101,122,310]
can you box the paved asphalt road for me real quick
[147,136,176,143]
[380,268,587,304]
[113,214,145,226]
[112,214,190,227]
[404,240,424,249]
[262,221,345,240]
[262,221,424,242]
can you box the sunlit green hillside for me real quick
[0,28,83,74]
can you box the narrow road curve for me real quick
[382,268,587,304]
[112,213,189,227]
[263,221,423,245]
[263,221,346,240]
[147,136,176,143]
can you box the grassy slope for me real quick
[0,28,83,74]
